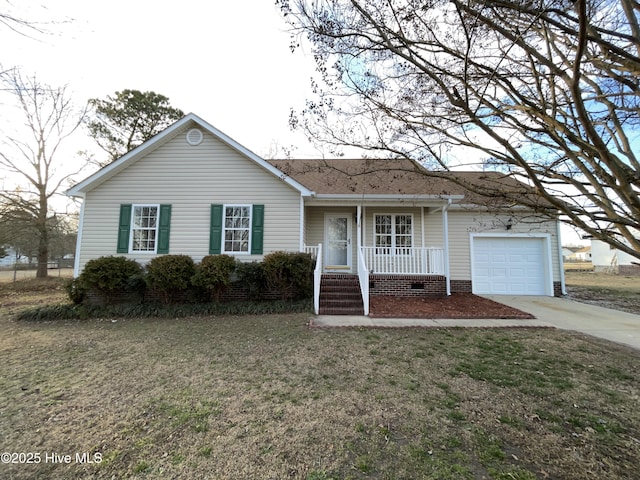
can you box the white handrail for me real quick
[357,246,369,316]
[313,243,323,315]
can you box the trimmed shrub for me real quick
[262,251,314,300]
[234,260,266,300]
[17,298,313,321]
[146,254,196,304]
[192,254,237,302]
[66,277,87,305]
[78,256,145,304]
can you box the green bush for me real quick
[235,261,266,300]
[66,277,87,305]
[17,298,313,321]
[191,254,237,302]
[146,255,196,304]
[78,256,145,304]
[262,251,314,300]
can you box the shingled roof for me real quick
[269,158,552,209]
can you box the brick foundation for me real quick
[369,275,447,297]
[554,281,563,297]
[619,265,640,276]
[450,280,472,294]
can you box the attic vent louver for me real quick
[186,128,203,146]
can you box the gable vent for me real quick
[186,128,203,146]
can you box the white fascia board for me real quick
[310,193,465,203]
[313,193,465,200]
[449,203,558,214]
[66,113,314,197]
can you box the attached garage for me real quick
[470,234,553,296]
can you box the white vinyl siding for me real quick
[77,126,301,271]
[447,210,561,284]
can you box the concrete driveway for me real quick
[313,296,640,351]
[484,295,640,351]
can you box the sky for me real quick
[0,0,588,245]
[1,0,318,159]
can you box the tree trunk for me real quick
[36,192,48,279]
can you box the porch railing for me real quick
[304,244,319,258]
[357,246,370,315]
[361,246,445,275]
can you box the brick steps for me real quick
[319,274,364,315]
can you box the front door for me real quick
[325,214,352,272]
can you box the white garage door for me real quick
[472,236,548,295]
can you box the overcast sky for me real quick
[0,1,587,244]
[1,0,318,159]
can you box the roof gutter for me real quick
[311,193,465,202]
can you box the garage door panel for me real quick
[472,237,548,295]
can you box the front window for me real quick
[224,205,251,253]
[131,205,159,252]
[375,214,412,254]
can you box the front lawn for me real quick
[1,284,639,479]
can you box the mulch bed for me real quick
[369,293,535,319]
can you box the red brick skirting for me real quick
[369,275,447,297]
[619,265,640,276]
[368,277,563,298]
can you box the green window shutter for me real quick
[157,204,172,254]
[251,204,264,255]
[117,204,132,253]
[209,204,223,254]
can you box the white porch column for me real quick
[356,204,362,251]
[443,200,451,296]
[299,196,305,252]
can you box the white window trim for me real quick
[222,204,253,255]
[373,213,414,255]
[130,204,160,254]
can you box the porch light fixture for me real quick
[506,218,513,230]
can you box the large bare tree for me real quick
[0,70,87,278]
[279,0,640,259]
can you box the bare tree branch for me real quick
[280,0,640,260]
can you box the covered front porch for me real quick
[302,202,453,315]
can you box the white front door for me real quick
[325,214,352,272]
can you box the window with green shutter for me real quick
[117,204,132,253]
[118,204,171,254]
[210,204,264,255]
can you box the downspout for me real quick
[556,218,567,295]
[73,195,86,277]
[443,199,451,296]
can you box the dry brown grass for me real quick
[565,271,640,314]
[1,279,640,479]
[565,270,640,291]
